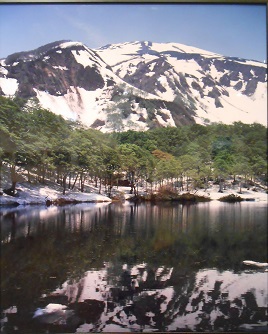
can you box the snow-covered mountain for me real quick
[0,40,267,131]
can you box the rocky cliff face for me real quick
[0,40,266,131]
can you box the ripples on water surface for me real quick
[1,201,267,333]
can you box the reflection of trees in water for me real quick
[1,203,267,332]
[144,270,262,331]
[26,264,267,332]
[166,274,267,332]
[108,265,267,332]
[1,203,267,278]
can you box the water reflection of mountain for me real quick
[1,202,267,332]
[29,263,267,332]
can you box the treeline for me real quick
[0,96,267,196]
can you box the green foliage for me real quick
[118,143,150,173]
[0,96,266,192]
[106,110,124,132]
[213,150,234,176]
[211,136,232,157]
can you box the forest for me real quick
[0,95,267,198]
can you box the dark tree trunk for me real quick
[68,173,71,189]
[62,174,68,195]
[186,176,189,191]
[129,171,136,195]
[108,174,113,198]
[95,176,98,188]
[80,172,85,192]
[104,177,107,192]
[99,178,102,194]
[218,176,224,193]
[10,165,18,193]
[0,160,2,191]
[4,165,18,196]
[27,169,31,183]
[238,181,242,194]
[56,167,60,184]
[11,181,16,192]
[41,165,46,184]
[72,174,79,190]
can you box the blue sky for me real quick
[0,3,266,62]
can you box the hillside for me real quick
[0,40,267,131]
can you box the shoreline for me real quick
[0,182,267,207]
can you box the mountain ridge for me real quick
[0,40,266,132]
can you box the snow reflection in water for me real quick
[29,263,267,333]
[1,201,267,332]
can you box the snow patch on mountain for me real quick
[0,40,266,130]
[191,83,267,125]
[34,88,78,120]
[59,41,84,49]
[98,41,145,66]
[52,65,68,71]
[153,42,222,57]
[155,108,176,127]
[34,87,107,125]
[168,58,203,78]
[0,77,19,95]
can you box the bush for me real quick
[145,188,211,202]
[218,194,243,202]
[177,192,211,203]
[157,186,178,200]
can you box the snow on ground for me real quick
[0,182,111,206]
[192,184,267,202]
[113,183,267,202]
[0,180,267,206]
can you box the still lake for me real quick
[1,201,267,333]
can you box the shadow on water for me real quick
[0,201,267,332]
